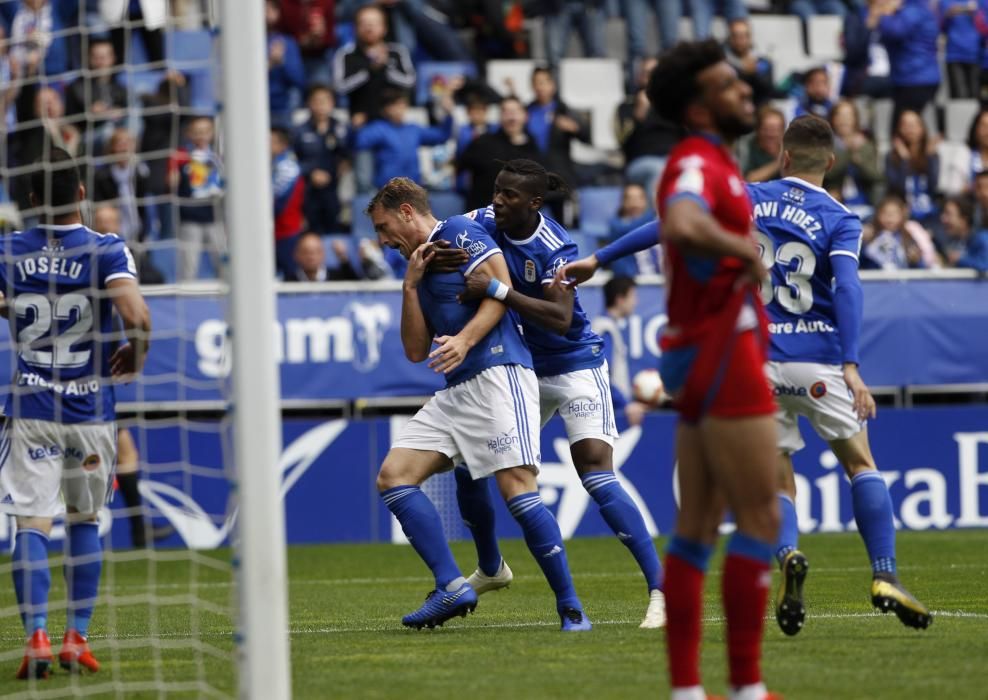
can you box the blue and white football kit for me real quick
[470,207,618,444]
[749,177,866,454]
[392,215,541,478]
[0,224,137,517]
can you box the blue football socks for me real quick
[12,529,50,635]
[851,471,897,575]
[507,493,581,612]
[454,467,503,577]
[65,522,102,637]
[581,471,663,591]
[382,486,462,589]
[776,493,799,566]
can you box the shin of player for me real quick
[650,42,781,700]
[1,148,151,679]
[448,160,664,628]
[369,178,588,631]
[748,115,931,633]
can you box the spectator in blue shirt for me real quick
[266,0,306,123]
[788,0,848,23]
[841,0,893,98]
[795,67,834,119]
[942,194,988,270]
[874,0,942,127]
[293,84,348,233]
[593,276,650,431]
[352,88,453,189]
[605,183,660,278]
[885,109,941,227]
[525,67,590,198]
[940,0,981,99]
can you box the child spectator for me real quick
[823,99,883,213]
[796,67,834,119]
[941,193,988,270]
[863,195,937,269]
[605,183,659,277]
[272,125,306,278]
[886,109,940,227]
[266,0,306,123]
[940,0,981,99]
[352,88,453,190]
[170,116,225,281]
[293,84,348,232]
[743,105,785,183]
[455,95,498,194]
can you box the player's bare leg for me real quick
[664,422,725,699]
[700,415,780,700]
[829,429,931,629]
[378,448,478,629]
[60,509,101,673]
[571,438,665,628]
[494,466,591,631]
[774,453,809,636]
[13,516,54,680]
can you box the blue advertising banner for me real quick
[0,279,982,405]
[6,405,981,551]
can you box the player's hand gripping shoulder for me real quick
[458,267,492,302]
[552,254,598,288]
[843,363,877,421]
[427,239,469,274]
[404,242,436,289]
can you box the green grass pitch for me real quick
[1,530,986,698]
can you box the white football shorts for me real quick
[393,364,541,479]
[538,361,619,446]
[765,361,865,455]
[0,418,117,518]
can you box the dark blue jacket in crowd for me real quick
[293,117,349,180]
[879,0,942,87]
[940,0,981,63]
[958,231,988,271]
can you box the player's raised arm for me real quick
[553,219,661,287]
[429,253,510,374]
[108,278,151,378]
[400,242,436,362]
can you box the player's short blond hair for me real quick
[365,177,432,216]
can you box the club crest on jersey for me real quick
[550,257,567,277]
[810,381,827,399]
[524,259,537,282]
[782,186,806,205]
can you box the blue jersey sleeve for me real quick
[440,215,502,277]
[463,205,497,236]
[595,219,661,267]
[99,236,138,287]
[831,252,863,365]
[830,214,863,262]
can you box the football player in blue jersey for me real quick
[557,118,933,636]
[0,148,151,679]
[369,177,591,632]
[747,115,930,634]
[436,159,665,629]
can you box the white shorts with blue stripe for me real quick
[538,361,619,446]
[393,365,541,479]
[0,418,117,518]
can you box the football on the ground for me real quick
[632,369,665,406]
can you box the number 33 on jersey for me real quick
[747,177,863,365]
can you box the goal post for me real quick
[219,1,291,698]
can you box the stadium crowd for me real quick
[1,0,988,283]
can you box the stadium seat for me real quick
[946,100,980,143]
[167,30,217,112]
[486,59,536,102]
[415,62,478,106]
[807,15,843,61]
[559,59,624,150]
[750,15,815,75]
[351,193,376,240]
[577,187,622,239]
[429,191,466,220]
[676,16,728,42]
